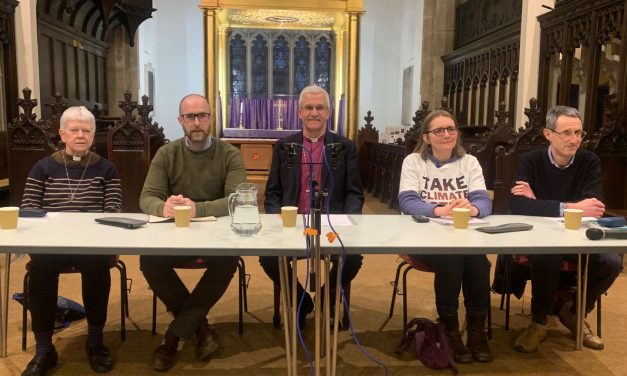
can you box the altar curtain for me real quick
[228,95,334,130]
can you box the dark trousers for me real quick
[408,254,491,317]
[259,254,363,301]
[527,253,622,324]
[28,254,111,333]
[140,255,239,339]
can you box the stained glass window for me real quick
[272,35,289,94]
[229,34,247,95]
[251,35,268,95]
[315,37,332,92]
[293,36,310,94]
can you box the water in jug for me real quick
[228,183,262,236]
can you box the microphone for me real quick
[586,227,627,240]
[325,142,343,153]
[325,143,343,169]
[282,142,299,154]
[282,142,299,168]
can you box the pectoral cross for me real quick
[274,99,286,130]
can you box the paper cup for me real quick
[0,207,19,230]
[281,206,298,228]
[564,208,583,230]
[173,205,192,228]
[452,208,471,229]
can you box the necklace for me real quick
[63,152,92,203]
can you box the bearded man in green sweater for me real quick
[139,94,247,372]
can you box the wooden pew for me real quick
[492,98,547,214]
[107,91,154,213]
[8,88,58,205]
[583,95,627,211]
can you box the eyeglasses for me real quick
[427,127,458,137]
[548,128,586,138]
[180,112,211,123]
[300,105,328,112]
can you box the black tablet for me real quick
[95,217,147,229]
[475,223,533,234]
[19,208,47,217]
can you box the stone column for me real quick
[346,11,362,141]
[420,0,455,110]
[333,26,345,134]
[106,27,139,117]
[201,6,218,136]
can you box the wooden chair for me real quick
[21,256,130,351]
[499,254,602,335]
[151,257,249,335]
[389,254,492,338]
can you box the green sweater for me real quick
[139,137,247,217]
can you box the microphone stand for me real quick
[285,142,341,375]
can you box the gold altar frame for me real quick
[199,0,364,140]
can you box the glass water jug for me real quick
[228,183,262,236]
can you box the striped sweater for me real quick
[21,150,122,213]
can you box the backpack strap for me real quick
[394,318,422,355]
[436,322,459,375]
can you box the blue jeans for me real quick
[408,254,491,317]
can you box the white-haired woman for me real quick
[21,106,122,376]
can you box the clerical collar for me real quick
[304,131,325,143]
[185,136,212,151]
[547,146,575,169]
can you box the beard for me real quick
[186,129,208,144]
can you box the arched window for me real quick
[229,34,247,95]
[228,29,333,97]
[293,36,310,94]
[272,35,290,94]
[251,35,268,95]
[315,36,332,92]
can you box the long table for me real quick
[0,213,625,371]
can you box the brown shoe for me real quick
[514,321,547,353]
[439,315,473,363]
[558,301,604,350]
[150,331,179,372]
[196,321,219,360]
[466,313,493,362]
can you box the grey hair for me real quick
[60,106,96,131]
[545,106,581,130]
[298,85,330,108]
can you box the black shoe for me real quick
[85,343,114,373]
[298,293,314,330]
[150,331,179,372]
[195,321,219,361]
[22,348,58,376]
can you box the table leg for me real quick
[314,237,321,376]
[578,254,590,350]
[0,252,10,358]
[291,257,298,376]
[324,255,331,376]
[576,254,582,350]
[331,256,343,376]
[278,256,293,376]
